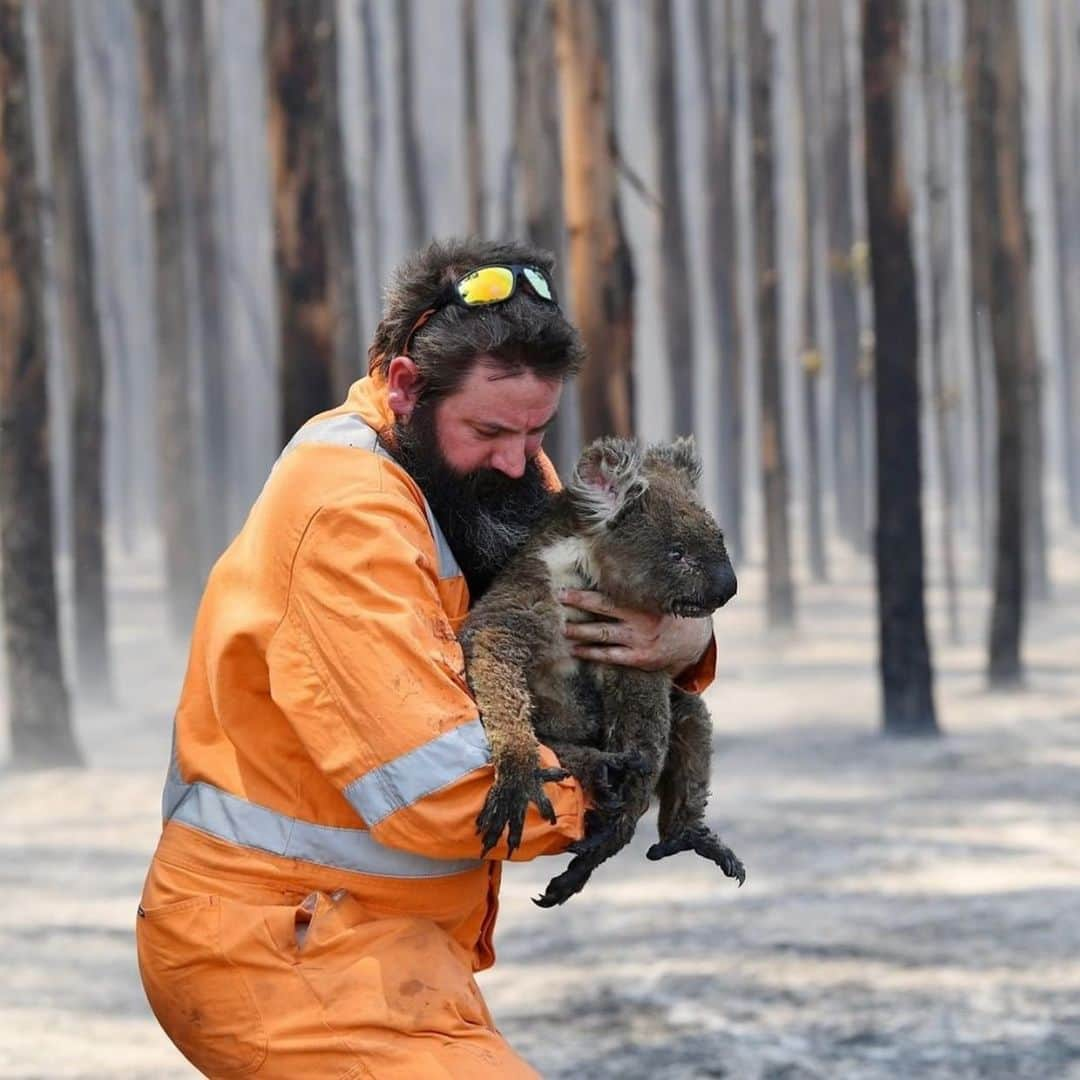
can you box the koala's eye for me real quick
[668,546,686,562]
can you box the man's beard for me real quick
[385,404,553,598]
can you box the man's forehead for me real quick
[452,363,562,426]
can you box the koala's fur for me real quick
[459,436,745,907]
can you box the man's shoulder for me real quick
[263,430,426,526]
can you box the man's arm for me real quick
[266,492,586,861]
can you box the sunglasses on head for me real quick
[402,263,559,355]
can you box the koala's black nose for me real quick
[707,561,738,608]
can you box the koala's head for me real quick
[567,436,737,617]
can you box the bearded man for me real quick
[136,239,716,1078]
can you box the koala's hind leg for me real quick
[648,690,745,884]
[546,743,652,811]
[534,669,665,906]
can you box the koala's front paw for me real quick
[647,825,746,885]
[477,763,570,857]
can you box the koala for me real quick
[459,436,745,907]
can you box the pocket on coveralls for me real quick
[295,892,491,1035]
[136,895,268,1078]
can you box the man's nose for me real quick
[491,438,527,478]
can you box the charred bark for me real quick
[0,0,80,767]
[358,0,383,325]
[511,0,576,473]
[553,0,635,444]
[695,0,743,558]
[316,0,363,399]
[265,0,335,442]
[40,0,112,700]
[749,4,795,627]
[967,0,1032,685]
[862,0,938,734]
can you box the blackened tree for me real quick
[862,0,938,733]
[0,0,80,766]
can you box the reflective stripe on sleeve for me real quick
[343,718,491,826]
[163,735,482,878]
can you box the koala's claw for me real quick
[533,855,594,908]
[477,766,570,857]
[647,826,746,886]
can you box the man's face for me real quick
[388,359,563,596]
[430,361,563,478]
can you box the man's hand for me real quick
[558,588,713,678]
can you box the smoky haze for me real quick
[1,0,1079,1076]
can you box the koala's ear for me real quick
[569,437,648,530]
[646,436,703,489]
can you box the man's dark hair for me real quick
[368,237,585,402]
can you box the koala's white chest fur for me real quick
[539,535,600,681]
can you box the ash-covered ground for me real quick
[2,540,1078,1079]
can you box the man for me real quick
[136,238,716,1078]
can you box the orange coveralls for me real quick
[136,373,715,1078]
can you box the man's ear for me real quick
[568,437,648,531]
[386,356,424,421]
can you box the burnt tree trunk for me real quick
[967,0,1029,685]
[862,0,938,734]
[749,3,795,627]
[921,0,960,643]
[695,0,743,557]
[135,0,205,637]
[358,0,382,327]
[648,0,695,437]
[511,0,577,474]
[462,0,484,235]
[0,0,80,767]
[176,0,229,562]
[392,0,427,249]
[265,0,334,442]
[821,0,865,551]
[315,0,363,399]
[797,0,828,583]
[40,0,112,700]
[553,0,635,443]
[512,1,564,275]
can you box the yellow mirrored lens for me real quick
[458,267,515,304]
[523,267,552,300]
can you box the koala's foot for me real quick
[477,765,570,857]
[588,750,653,810]
[533,855,595,908]
[647,826,746,885]
[533,810,627,908]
